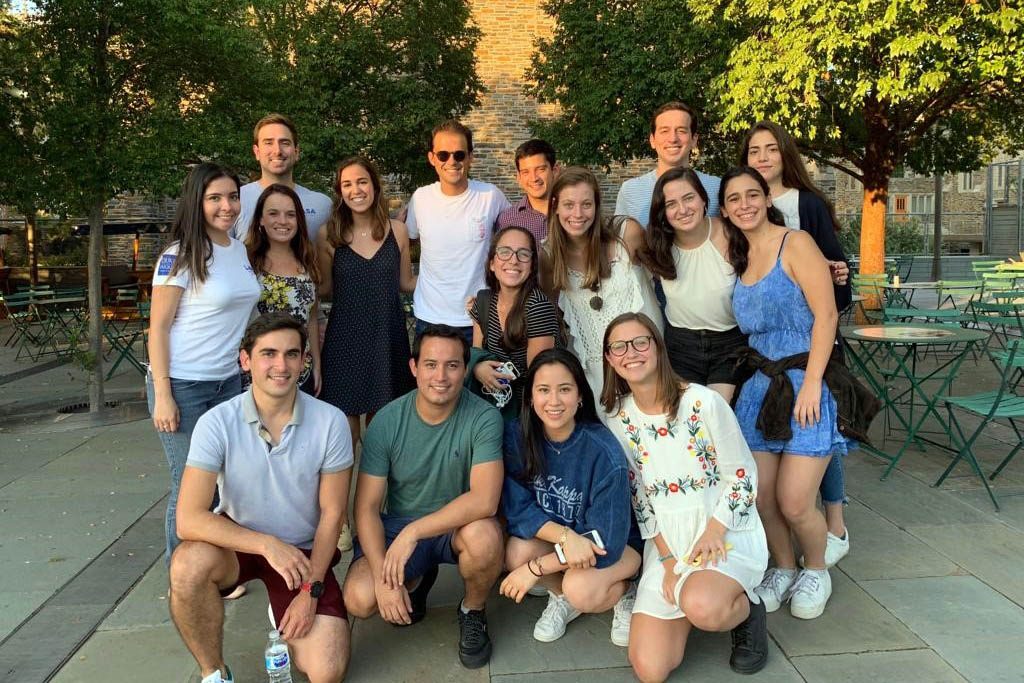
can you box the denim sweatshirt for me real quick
[502,419,634,569]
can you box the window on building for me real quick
[889,194,908,213]
[994,165,1008,192]
[958,172,977,192]
[910,194,934,215]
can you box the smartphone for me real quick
[554,529,605,564]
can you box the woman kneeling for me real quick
[500,348,641,646]
[602,313,770,681]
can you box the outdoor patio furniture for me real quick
[939,340,1024,510]
[840,323,988,480]
[103,301,149,378]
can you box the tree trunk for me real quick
[931,174,943,280]
[87,199,105,413]
[858,98,896,316]
[25,211,39,286]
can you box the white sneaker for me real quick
[754,568,798,613]
[200,666,233,683]
[527,584,549,597]
[533,592,581,642]
[824,528,850,567]
[789,568,832,619]
[610,582,636,647]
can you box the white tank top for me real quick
[661,220,737,331]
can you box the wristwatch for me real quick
[300,580,324,599]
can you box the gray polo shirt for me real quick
[186,389,354,549]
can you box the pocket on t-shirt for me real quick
[467,215,488,243]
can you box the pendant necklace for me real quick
[589,280,603,311]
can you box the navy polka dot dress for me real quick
[320,229,414,415]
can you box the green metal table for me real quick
[840,323,988,479]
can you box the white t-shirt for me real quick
[774,188,800,229]
[151,239,261,380]
[231,181,334,243]
[406,180,510,326]
[614,169,721,227]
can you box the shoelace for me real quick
[758,569,793,596]
[460,610,489,648]
[541,594,574,622]
[613,591,635,622]
[786,571,821,600]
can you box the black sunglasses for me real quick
[434,150,468,163]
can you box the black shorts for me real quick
[664,324,748,386]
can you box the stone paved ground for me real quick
[1,323,1023,682]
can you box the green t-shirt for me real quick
[360,389,504,518]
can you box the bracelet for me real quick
[658,552,675,563]
[528,557,543,577]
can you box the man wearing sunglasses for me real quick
[406,120,510,343]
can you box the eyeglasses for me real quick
[606,335,653,356]
[434,150,468,163]
[494,246,533,263]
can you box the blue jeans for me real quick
[819,453,846,506]
[414,318,473,347]
[146,372,241,561]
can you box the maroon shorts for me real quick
[220,548,346,624]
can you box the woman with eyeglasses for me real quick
[470,226,560,417]
[499,348,641,646]
[542,166,661,405]
[639,167,746,403]
[601,312,769,681]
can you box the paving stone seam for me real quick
[0,426,107,494]
[0,494,165,681]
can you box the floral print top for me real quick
[609,384,759,542]
[256,271,316,384]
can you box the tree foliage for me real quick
[526,0,744,173]
[248,0,482,190]
[689,0,1024,270]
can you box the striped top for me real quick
[470,288,561,379]
[614,169,722,227]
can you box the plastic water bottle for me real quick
[264,629,293,682]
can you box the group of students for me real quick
[149,105,873,683]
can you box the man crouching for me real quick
[169,312,354,683]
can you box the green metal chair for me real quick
[971,259,1006,276]
[939,340,1024,510]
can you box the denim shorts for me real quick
[664,324,749,386]
[351,514,458,581]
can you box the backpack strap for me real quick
[473,288,493,346]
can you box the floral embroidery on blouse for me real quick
[646,475,706,497]
[618,412,651,467]
[683,401,721,485]
[726,468,756,525]
[626,469,654,528]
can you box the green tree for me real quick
[248,0,483,190]
[525,0,743,172]
[690,0,1024,274]
[2,0,276,411]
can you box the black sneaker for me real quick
[730,597,768,674]
[456,605,492,669]
[403,566,439,626]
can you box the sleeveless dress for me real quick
[320,229,414,415]
[608,386,768,619]
[255,271,316,386]
[731,234,851,456]
[557,238,662,405]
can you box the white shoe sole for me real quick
[790,599,828,619]
[533,611,581,642]
[610,628,629,647]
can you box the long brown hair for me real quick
[325,156,390,248]
[483,226,541,349]
[245,184,321,285]
[545,166,618,291]
[718,166,787,277]
[739,121,841,232]
[167,163,241,285]
[600,312,687,421]
[638,167,710,280]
